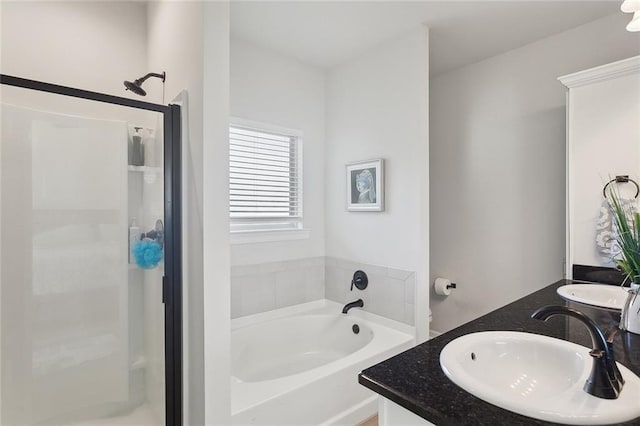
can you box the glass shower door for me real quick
[0,83,173,426]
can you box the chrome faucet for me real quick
[342,299,364,314]
[531,305,624,399]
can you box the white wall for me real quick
[325,27,430,341]
[146,2,209,424]
[147,3,233,425]
[1,1,147,94]
[202,3,232,425]
[430,13,640,334]
[147,3,232,425]
[0,1,150,126]
[229,38,326,265]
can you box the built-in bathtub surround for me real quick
[231,300,414,425]
[231,257,325,318]
[325,257,415,326]
[231,256,416,326]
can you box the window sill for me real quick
[230,228,310,245]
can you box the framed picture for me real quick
[346,159,384,211]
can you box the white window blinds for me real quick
[229,124,302,231]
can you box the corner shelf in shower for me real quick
[128,165,161,184]
[127,165,161,174]
[128,263,165,272]
[130,355,147,371]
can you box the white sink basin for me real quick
[557,284,628,311]
[440,331,640,425]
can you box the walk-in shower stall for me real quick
[0,75,182,426]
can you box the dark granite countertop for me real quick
[358,280,640,425]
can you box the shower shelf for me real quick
[127,165,161,174]
[130,355,147,371]
[128,263,164,271]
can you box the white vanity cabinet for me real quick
[560,56,640,276]
[378,398,436,426]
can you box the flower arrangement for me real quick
[606,184,640,333]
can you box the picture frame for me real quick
[346,159,384,211]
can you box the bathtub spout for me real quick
[342,299,364,314]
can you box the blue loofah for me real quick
[133,239,163,269]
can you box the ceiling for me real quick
[230,1,621,76]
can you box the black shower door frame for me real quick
[0,74,183,426]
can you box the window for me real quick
[229,120,302,234]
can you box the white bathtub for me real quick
[231,300,415,425]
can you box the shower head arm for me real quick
[135,72,166,85]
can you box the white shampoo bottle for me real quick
[129,218,140,264]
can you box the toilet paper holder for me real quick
[434,277,456,296]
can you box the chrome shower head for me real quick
[123,71,165,97]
